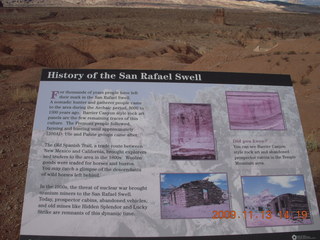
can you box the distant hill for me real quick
[244,189,276,210]
[2,0,320,13]
[260,0,320,6]
[264,0,320,13]
[0,0,284,10]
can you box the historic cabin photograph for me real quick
[160,173,229,219]
[241,175,312,227]
[267,193,310,220]
[226,91,286,130]
[169,103,215,160]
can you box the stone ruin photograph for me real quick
[242,175,312,227]
[169,103,215,160]
[226,91,286,130]
[160,173,229,219]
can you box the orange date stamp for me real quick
[212,210,309,220]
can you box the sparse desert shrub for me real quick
[287,51,297,55]
[104,33,120,39]
[37,31,47,37]
[39,12,58,20]
[12,88,38,103]
[0,45,13,54]
[79,32,101,37]
[13,30,25,35]
[306,131,320,153]
[300,77,311,85]
[244,54,264,59]
[282,56,289,62]
[273,51,281,55]
[0,72,8,79]
[276,62,280,66]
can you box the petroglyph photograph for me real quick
[226,91,285,130]
[169,103,215,160]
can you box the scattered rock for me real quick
[39,12,58,20]
[253,40,278,52]
[0,44,13,54]
[106,25,125,35]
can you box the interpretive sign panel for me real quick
[20,69,320,240]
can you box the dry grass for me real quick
[12,88,38,103]
[300,77,311,85]
[0,72,8,79]
[306,130,320,153]
[287,51,297,55]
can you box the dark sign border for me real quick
[41,69,292,86]
[21,230,320,240]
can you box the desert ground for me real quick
[0,6,320,240]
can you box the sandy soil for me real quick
[0,7,320,240]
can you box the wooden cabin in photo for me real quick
[267,193,309,219]
[169,180,224,207]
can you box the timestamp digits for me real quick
[211,210,309,219]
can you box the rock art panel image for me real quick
[226,91,285,130]
[169,103,215,160]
